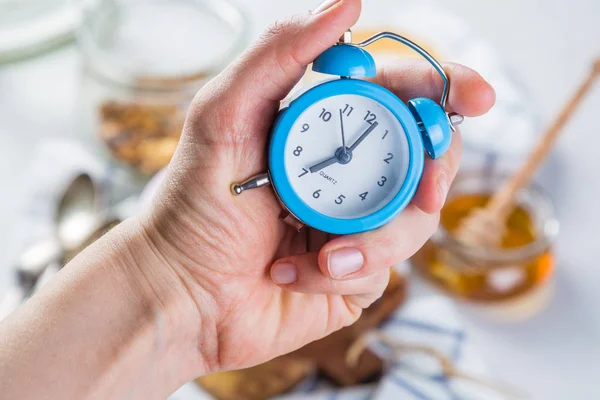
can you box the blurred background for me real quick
[0,0,599,399]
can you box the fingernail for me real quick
[311,0,341,15]
[328,248,364,279]
[437,172,449,205]
[271,263,297,284]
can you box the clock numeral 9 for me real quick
[293,146,303,156]
[359,191,368,201]
[377,176,387,187]
[313,189,322,199]
[335,194,346,205]
[383,153,394,164]
[301,123,310,133]
[364,110,377,124]
[319,108,332,122]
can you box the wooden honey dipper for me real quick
[456,59,600,248]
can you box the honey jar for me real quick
[412,171,559,303]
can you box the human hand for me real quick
[139,0,495,378]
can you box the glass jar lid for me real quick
[78,0,249,90]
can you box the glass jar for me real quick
[412,171,559,304]
[76,0,248,174]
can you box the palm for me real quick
[167,123,360,370]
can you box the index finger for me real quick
[370,60,496,117]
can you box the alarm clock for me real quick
[232,30,464,235]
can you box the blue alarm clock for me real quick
[232,30,463,235]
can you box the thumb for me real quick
[246,0,362,103]
[191,0,362,135]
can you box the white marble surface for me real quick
[1,0,600,398]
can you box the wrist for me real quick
[113,216,219,379]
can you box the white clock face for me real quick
[284,94,410,220]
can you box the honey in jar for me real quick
[412,172,559,303]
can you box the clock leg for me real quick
[231,172,271,195]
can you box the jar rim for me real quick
[432,171,559,265]
[77,0,250,91]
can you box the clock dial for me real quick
[284,94,410,219]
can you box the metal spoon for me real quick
[31,194,135,293]
[0,173,98,319]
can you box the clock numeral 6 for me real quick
[313,189,322,199]
[377,176,387,187]
[319,108,332,122]
[335,194,346,205]
[359,191,368,201]
[383,153,394,164]
[293,146,303,156]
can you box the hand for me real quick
[138,0,495,379]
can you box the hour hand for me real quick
[309,156,338,173]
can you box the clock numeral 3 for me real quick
[364,110,377,124]
[313,189,322,199]
[359,192,369,201]
[298,168,309,178]
[293,146,303,156]
[335,194,346,205]
[377,176,387,187]
[319,108,332,122]
[383,153,394,164]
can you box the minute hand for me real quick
[349,122,379,152]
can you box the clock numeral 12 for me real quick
[364,110,377,124]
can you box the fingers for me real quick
[191,0,362,137]
[369,61,494,214]
[271,254,390,297]
[371,60,496,116]
[411,128,463,214]
[307,228,329,253]
[273,205,438,283]
[315,205,439,280]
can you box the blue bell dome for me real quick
[312,44,376,78]
[408,98,452,159]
